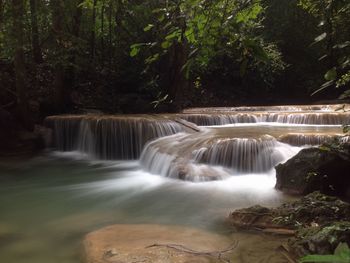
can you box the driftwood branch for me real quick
[174,118,201,132]
[145,241,238,263]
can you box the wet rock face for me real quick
[275,144,350,197]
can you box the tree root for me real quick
[145,241,239,263]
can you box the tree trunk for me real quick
[167,41,188,105]
[101,0,105,66]
[12,0,32,128]
[29,0,43,63]
[90,0,97,61]
[108,0,113,68]
[50,0,66,112]
[72,0,83,37]
[66,0,83,94]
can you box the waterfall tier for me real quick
[179,104,350,126]
[183,104,350,113]
[45,115,186,159]
[139,124,345,181]
[279,134,350,146]
[177,112,350,126]
[140,130,299,181]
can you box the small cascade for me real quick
[45,116,84,151]
[178,104,350,126]
[140,130,299,181]
[178,114,258,126]
[183,104,350,113]
[264,112,350,125]
[195,135,289,173]
[177,112,350,126]
[45,115,185,159]
[279,133,350,146]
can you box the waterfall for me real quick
[44,103,349,182]
[45,115,184,159]
[139,131,300,181]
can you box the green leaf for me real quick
[145,53,160,64]
[324,68,337,81]
[300,254,347,262]
[301,243,350,262]
[333,41,350,49]
[143,24,154,32]
[311,80,334,96]
[315,32,327,43]
[185,28,195,43]
[130,43,146,57]
[161,41,171,49]
[334,243,350,257]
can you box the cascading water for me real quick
[139,129,301,181]
[177,112,350,125]
[178,104,350,126]
[44,104,349,180]
[45,115,185,159]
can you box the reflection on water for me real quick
[0,153,291,263]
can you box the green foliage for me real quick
[300,242,350,263]
[299,0,350,97]
[129,0,285,99]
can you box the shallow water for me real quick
[0,152,293,263]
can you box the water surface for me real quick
[0,153,291,263]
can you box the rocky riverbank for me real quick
[228,141,350,261]
[228,192,350,260]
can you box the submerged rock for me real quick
[82,224,235,263]
[275,143,350,197]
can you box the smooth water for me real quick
[0,152,291,263]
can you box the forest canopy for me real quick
[0,0,349,119]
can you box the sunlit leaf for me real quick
[143,24,154,32]
[324,68,337,81]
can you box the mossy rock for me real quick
[290,222,350,257]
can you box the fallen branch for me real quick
[174,118,201,132]
[145,241,238,263]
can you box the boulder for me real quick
[275,144,350,197]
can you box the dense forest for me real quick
[0,0,350,124]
